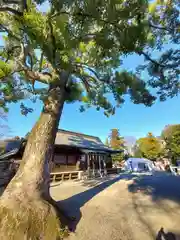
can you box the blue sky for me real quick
[6,53,180,143]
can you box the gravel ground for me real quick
[50,172,180,240]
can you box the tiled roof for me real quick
[0,139,22,160]
[55,129,117,152]
[0,130,122,160]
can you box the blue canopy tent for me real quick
[124,158,155,172]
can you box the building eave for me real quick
[0,148,19,161]
[80,147,123,154]
[107,149,124,154]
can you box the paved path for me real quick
[50,173,180,240]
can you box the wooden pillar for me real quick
[53,174,56,182]
[98,153,102,177]
[103,155,107,176]
[87,153,91,177]
[66,155,68,168]
[76,155,81,170]
[98,154,101,171]
[92,154,95,177]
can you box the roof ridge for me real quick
[57,129,101,141]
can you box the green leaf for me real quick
[79,42,86,53]
[2,0,176,116]
[79,105,85,112]
[0,61,12,78]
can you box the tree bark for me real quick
[0,74,69,239]
[1,87,65,202]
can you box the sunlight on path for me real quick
[50,174,180,240]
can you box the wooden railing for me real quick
[0,162,121,185]
[50,170,83,182]
[50,167,121,183]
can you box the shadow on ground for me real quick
[128,172,180,202]
[131,191,156,239]
[56,174,134,232]
[128,172,180,240]
[156,228,180,240]
[130,191,180,240]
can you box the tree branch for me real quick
[22,0,28,11]
[73,62,100,80]
[138,51,166,68]
[51,10,117,27]
[0,61,53,86]
[80,75,91,93]
[24,69,53,84]
[0,7,23,16]
[28,53,33,71]
[138,50,180,71]
[149,21,173,32]
[0,68,24,81]
[0,24,21,41]
[0,93,19,105]
[5,46,21,62]
[39,51,44,72]
[0,99,6,106]
[2,0,20,4]
[52,10,176,38]
[48,18,56,64]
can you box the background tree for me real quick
[136,132,163,161]
[161,124,180,164]
[133,144,143,158]
[109,129,124,149]
[166,130,180,165]
[105,137,109,147]
[161,124,180,141]
[0,0,161,238]
[108,128,125,163]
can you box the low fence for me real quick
[50,170,83,182]
[170,166,180,175]
[0,160,121,185]
[50,167,122,183]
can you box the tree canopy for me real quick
[108,128,125,162]
[161,124,180,141]
[161,124,180,164]
[0,0,179,114]
[133,144,143,158]
[0,0,158,117]
[136,132,163,161]
[165,130,180,164]
[109,128,124,150]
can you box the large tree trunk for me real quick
[0,84,67,239]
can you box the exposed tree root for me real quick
[0,197,67,240]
